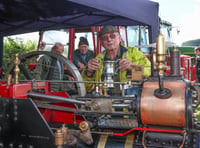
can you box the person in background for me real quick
[72,37,94,72]
[194,46,200,83]
[38,42,46,51]
[36,42,46,61]
[82,25,151,94]
[34,42,74,92]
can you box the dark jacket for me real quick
[72,49,94,70]
[33,55,67,92]
[196,57,200,82]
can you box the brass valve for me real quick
[103,78,108,96]
[55,129,64,147]
[152,49,157,70]
[156,31,165,75]
[14,54,20,84]
[7,74,12,86]
[154,31,171,99]
[61,124,68,144]
[79,121,89,132]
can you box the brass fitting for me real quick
[79,121,89,132]
[61,124,68,145]
[152,49,157,70]
[156,32,165,75]
[55,129,64,148]
[7,74,12,86]
[103,78,108,96]
[14,54,20,84]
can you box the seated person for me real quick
[34,42,74,92]
[72,37,94,72]
[38,42,46,51]
[81,26,151,95]
[193,46,200,84]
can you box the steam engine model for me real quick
[0,32,200,148]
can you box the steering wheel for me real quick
[5,51,86,97]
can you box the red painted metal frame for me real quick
[0,81,84,124]
[112,127,183,136]
[69,28,74,61]
[91,26,97,56]
[42,92,84,124]
[96,26,101,54]
[0,81,50,98]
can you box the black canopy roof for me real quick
[0,0,159,69]
[0,0,159,37]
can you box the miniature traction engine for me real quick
[0,32,200,147]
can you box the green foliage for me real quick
[2,37,37,79]
[196,106,200,121]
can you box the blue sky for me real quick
[152,0,200,45]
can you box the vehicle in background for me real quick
[36,21,196,81]
[159,19,197,81]
[37,25,150,59]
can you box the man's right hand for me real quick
[87,59,99,73]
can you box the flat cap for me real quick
[98,25,119,38]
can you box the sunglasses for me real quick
[101,33,117,41]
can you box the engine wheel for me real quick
[4,51,86,97]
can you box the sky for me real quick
[152,0,200,45]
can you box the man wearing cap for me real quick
[72,37,94,71]
[82,25,151,94]
[34,42,74,92]
[194,46,200,83]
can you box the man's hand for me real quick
[191,80,196,86]
[68,76,75,81]
[88,59,99,72]
[77,62,85,70]
[119,59,132,71]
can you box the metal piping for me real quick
[28,91,86,105]
[170,48,181,76]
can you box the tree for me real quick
[2,37,37,79]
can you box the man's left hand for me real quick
[119,59,132,71]
[78,62,85,70]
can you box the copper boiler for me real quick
[140,81,186,127]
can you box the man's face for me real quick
[52,46,64,55]
[56,47,64,55]
[100,32,121,51]
[79,44,89,55]
[195,49,200,57]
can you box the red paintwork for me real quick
[0,81,9,98]
[69,28,74,61]
[112,127,183,136]
[0,81,84,124]
[29,63,37,70]
[96,26,101,54]
[180,55,195,80]
[191,65,196,81]
[42,91,84,124]
[0,81,50,98]
[91,27,97,56]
